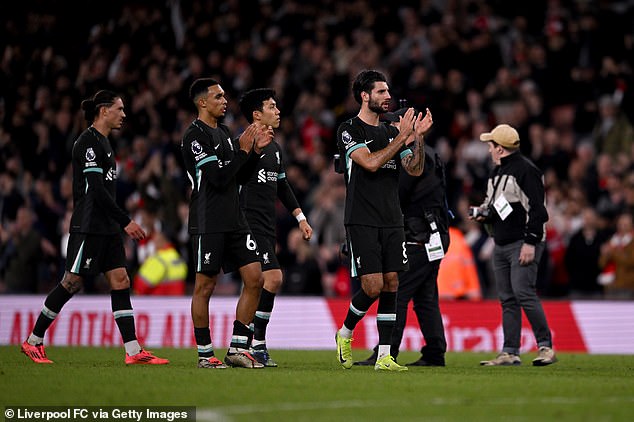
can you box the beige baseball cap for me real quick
[480,124,520,148]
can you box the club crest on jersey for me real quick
[84,258,92,269]
[263,252,270,264]
[356,256,361,268]
[191,140,203,155]
[85,148,96,162]
[203,252,211,265]
[275,151,280,164]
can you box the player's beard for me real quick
[368,97,388,115]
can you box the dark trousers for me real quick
[492,240,552,355]
[390,242,447,363]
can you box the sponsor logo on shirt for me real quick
[257,169,278,183]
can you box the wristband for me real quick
[296,212,306,223]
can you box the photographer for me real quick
[471,124,557,367]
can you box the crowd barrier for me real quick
[2,296,633,354]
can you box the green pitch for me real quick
[2,346,634,421]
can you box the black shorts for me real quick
[65,233,127,276]
[192,231,260,275]
[254,233,280,271]
[345,225,408,277]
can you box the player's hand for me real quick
[238,124,258,153]
[254,124,274,154]
[414,108,433,137]
[300,220,313,241]
[398,107,416,139]
[124,220,147,241]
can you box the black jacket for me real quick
[481,152,548,246]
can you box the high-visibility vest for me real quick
[437,227,482,300]
[134,245,187,295]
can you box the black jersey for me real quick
[399,144,447,217]
[181,119,254,234]
[239,141,300,237]
[337,116,411,227]
[399,144,450,243]
[69,127,130,234]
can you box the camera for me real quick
[380,99,419,124]
[469,206,490,218]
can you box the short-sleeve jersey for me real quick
[336,116,411,227]
[70,127,129,234]
[181,119,249,233]
[239,141,299,237]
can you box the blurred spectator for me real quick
[281,227,323,295]
[437,226,482,301]
[0,206,56,292]
[565,207,610,299]
[592,95,634,159]
[599,212,634,299]
[133,230,187,296]
[0,170,25,224]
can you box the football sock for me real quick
[341,288,376,335]
[229,320,252,352]
[31,283,74,341]
[378,345,391,360]
[194,327,214,358]
[111,288,141,355]
[254,288,275,342]
[377,291,397,358]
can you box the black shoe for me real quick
[353,352,377,366]
[406,358,445,367]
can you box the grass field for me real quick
[2,346,634,421]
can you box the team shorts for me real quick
[65,233,127,276]
[345,225,408,277]
[253,233,280,272]
[192,230,260,276]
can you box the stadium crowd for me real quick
[1,0,634,299]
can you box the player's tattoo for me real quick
[62,274,83,294]
[402,136,425,175]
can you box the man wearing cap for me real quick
[470,124,557,367]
